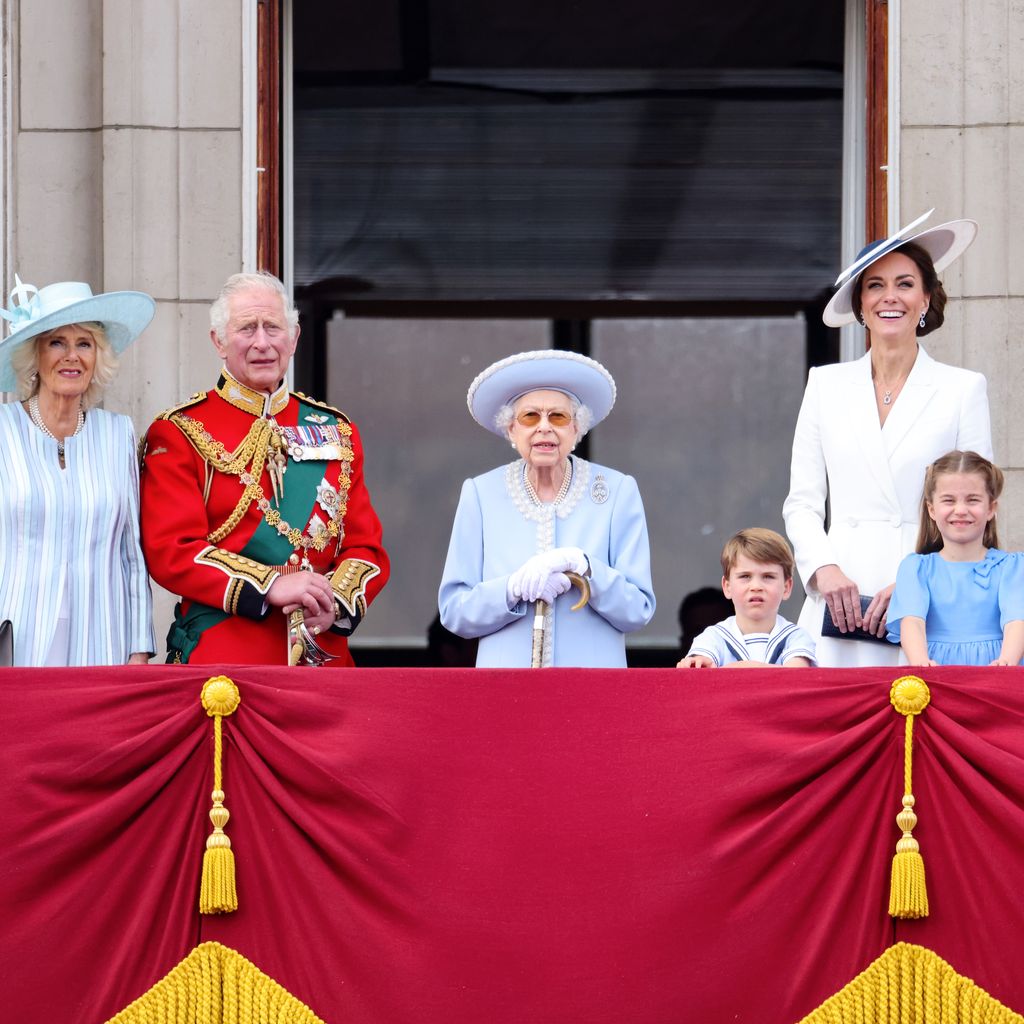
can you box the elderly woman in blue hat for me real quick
[438,350,655,667]
[783,211,993,668]
[0,277,156,666]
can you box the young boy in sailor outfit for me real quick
[677,528,815,669]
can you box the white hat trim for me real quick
[467,350,617,437]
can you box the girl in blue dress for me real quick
[887,450,1024,666]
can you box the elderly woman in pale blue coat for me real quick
[439,350,655,667]
[0,277,155,666]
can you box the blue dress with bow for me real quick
[887,549,1024,665]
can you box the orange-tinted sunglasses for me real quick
[516,409,573,427]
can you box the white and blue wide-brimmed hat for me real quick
[0,276,155,391]
[467,349,617,436]
[823,209,978,327]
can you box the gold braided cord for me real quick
[172,414,272,475]
[103,942,327,1024]
[797,942,1024,1023]
[207,437,272,544]
[213,714,224,792]
[903,713,914,794]
[170,413,272,543]
[207,472,268,544]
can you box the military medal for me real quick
[280,424,345,462]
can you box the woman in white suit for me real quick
[784,212,993,667]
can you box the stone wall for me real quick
[900,0,1024,546]
[8,0,245,427]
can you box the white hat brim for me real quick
[468,350,617,436]
[0,290,155,391]
[823,216,978,328]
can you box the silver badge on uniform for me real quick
[591,475,609,504]
[316,478,341,517]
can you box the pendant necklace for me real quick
[28,394,84,458]
[874,370,908,407]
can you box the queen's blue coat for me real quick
[439,457,655,667]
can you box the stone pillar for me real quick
[9,0,246,428]
[899,0,1024,546]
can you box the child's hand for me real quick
[722,660,765,669]
[911,659,938,667]
[677,655,714,668]
[989,657,1017,667]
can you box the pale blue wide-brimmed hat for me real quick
[0,276,155,391]
[467,349,617,436]
[823,209,978,327]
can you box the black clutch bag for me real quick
[0,619,12,667]
[821,596,896,645]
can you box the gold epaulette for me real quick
[155,391,208,421]
[140,393,208,466]
[292,392,351,424]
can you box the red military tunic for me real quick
[140,372,388,665]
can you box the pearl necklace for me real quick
[523,460,573,506]
[28,394,85,458]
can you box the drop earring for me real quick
[919,310,927,329]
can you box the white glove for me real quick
[538,572,572,605]
[544,546,589,576]
[507,548,588,604]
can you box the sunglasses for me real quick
[516,409,573,427]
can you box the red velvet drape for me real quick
[1,667,1022,1022]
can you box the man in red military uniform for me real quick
[140,271,388,665]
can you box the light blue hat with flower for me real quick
[0,276,155,391]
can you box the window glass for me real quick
[591,317,807,646]
[326,317,549,646]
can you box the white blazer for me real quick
[783,346,992,667]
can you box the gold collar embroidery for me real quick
[215,371,290,418]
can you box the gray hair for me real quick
[495,395,594,438]
[209,271,299,342]
[10,322,118,409]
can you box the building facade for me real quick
[2,0,1021,655]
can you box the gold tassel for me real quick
[199,676,241,914]
[888,676,930,919]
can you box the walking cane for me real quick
[531,570,591,668]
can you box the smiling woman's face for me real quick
[508,389,578,468]
[35,324,98,400]
[858,251,930,344]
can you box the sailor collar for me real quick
[216,371,290,417]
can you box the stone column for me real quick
[10,0,246,427]
[899,0,1024,546]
